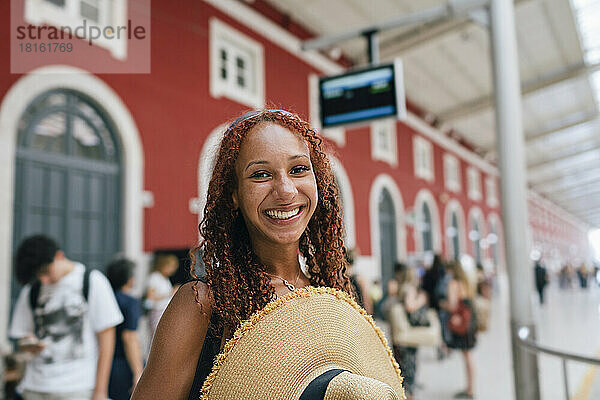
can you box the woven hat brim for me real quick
[200,286,405,400]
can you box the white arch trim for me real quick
[368,174,406,280]
[328,155,356,249]
[413,188,442,254]
[443,199,467,260]
[0,65,144,343]
[467,206,486,261]
[196,123,227,228]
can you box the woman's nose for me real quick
[274,174,298,199]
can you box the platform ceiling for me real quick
[265,0,600,229]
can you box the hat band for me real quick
[299,369,347,400]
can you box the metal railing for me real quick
[516,326,600,400]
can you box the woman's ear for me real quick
[232,190,239,210]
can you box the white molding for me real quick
[209,18,265,109]
[413,188,442,253]
[25,0,128,60]
[369,174,407,280]
[328,155,356,249]
[370,118,398,167]
[413,135,434,182]
[443,153,461,193]
[142,190,154,208]
[485,176,498,208]
[467,166,482,201]
[0,65,144,343]
[308,74,345,147]
[197,123,228,231]
[444,199,466,260]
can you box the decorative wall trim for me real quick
[369,174,407,280]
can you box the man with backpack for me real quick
[9,235,123,400]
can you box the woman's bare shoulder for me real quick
[131,280,213,400]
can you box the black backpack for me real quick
[28,267,92,311]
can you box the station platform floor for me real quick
[414,276,600,400]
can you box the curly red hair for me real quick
[191,110,353,330]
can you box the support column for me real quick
[489,1,540,399]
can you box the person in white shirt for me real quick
[144,254,179,340]
[10,235,123,400]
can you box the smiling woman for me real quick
[130,110,363,400]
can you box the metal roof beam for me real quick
[302,0,490,52]
[525,112,599,144]
[537,175,600,195]
[559,204,600,215]
[377,0,532,59]
[439,62,600,121]
[553,188,600,202]
[528,165,600,187]
[527,146,600,170]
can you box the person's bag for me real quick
[389,302,441,348]
[474,295,491,332]
[447,299,475,336]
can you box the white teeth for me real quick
[265,207,301,220]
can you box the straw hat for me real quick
[199,286,405,400]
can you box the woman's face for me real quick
[232,122,318,248]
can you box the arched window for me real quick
[421,202,433,252]
[451,212,460,260]
[378,189,397,286]
[18,91,118,161]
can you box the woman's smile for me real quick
[264,205,305,222]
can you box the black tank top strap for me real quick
[187,278,224,400]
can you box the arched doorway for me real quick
[471,219,482,265]
[421,202,433,252]
[451,212,460,260]
[12,90,122,304]
[378,189,397,286]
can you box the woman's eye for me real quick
[250,171,270,179]
[291,165,310,174]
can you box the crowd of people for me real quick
[350,254,494,400]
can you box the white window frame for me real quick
[486,176,498,207]
[210,18,264,109]
[25,0,128,60]
[413,136,434,182]
[443,153,461,192]
[467,167,482,201]
[370,118,397,167]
